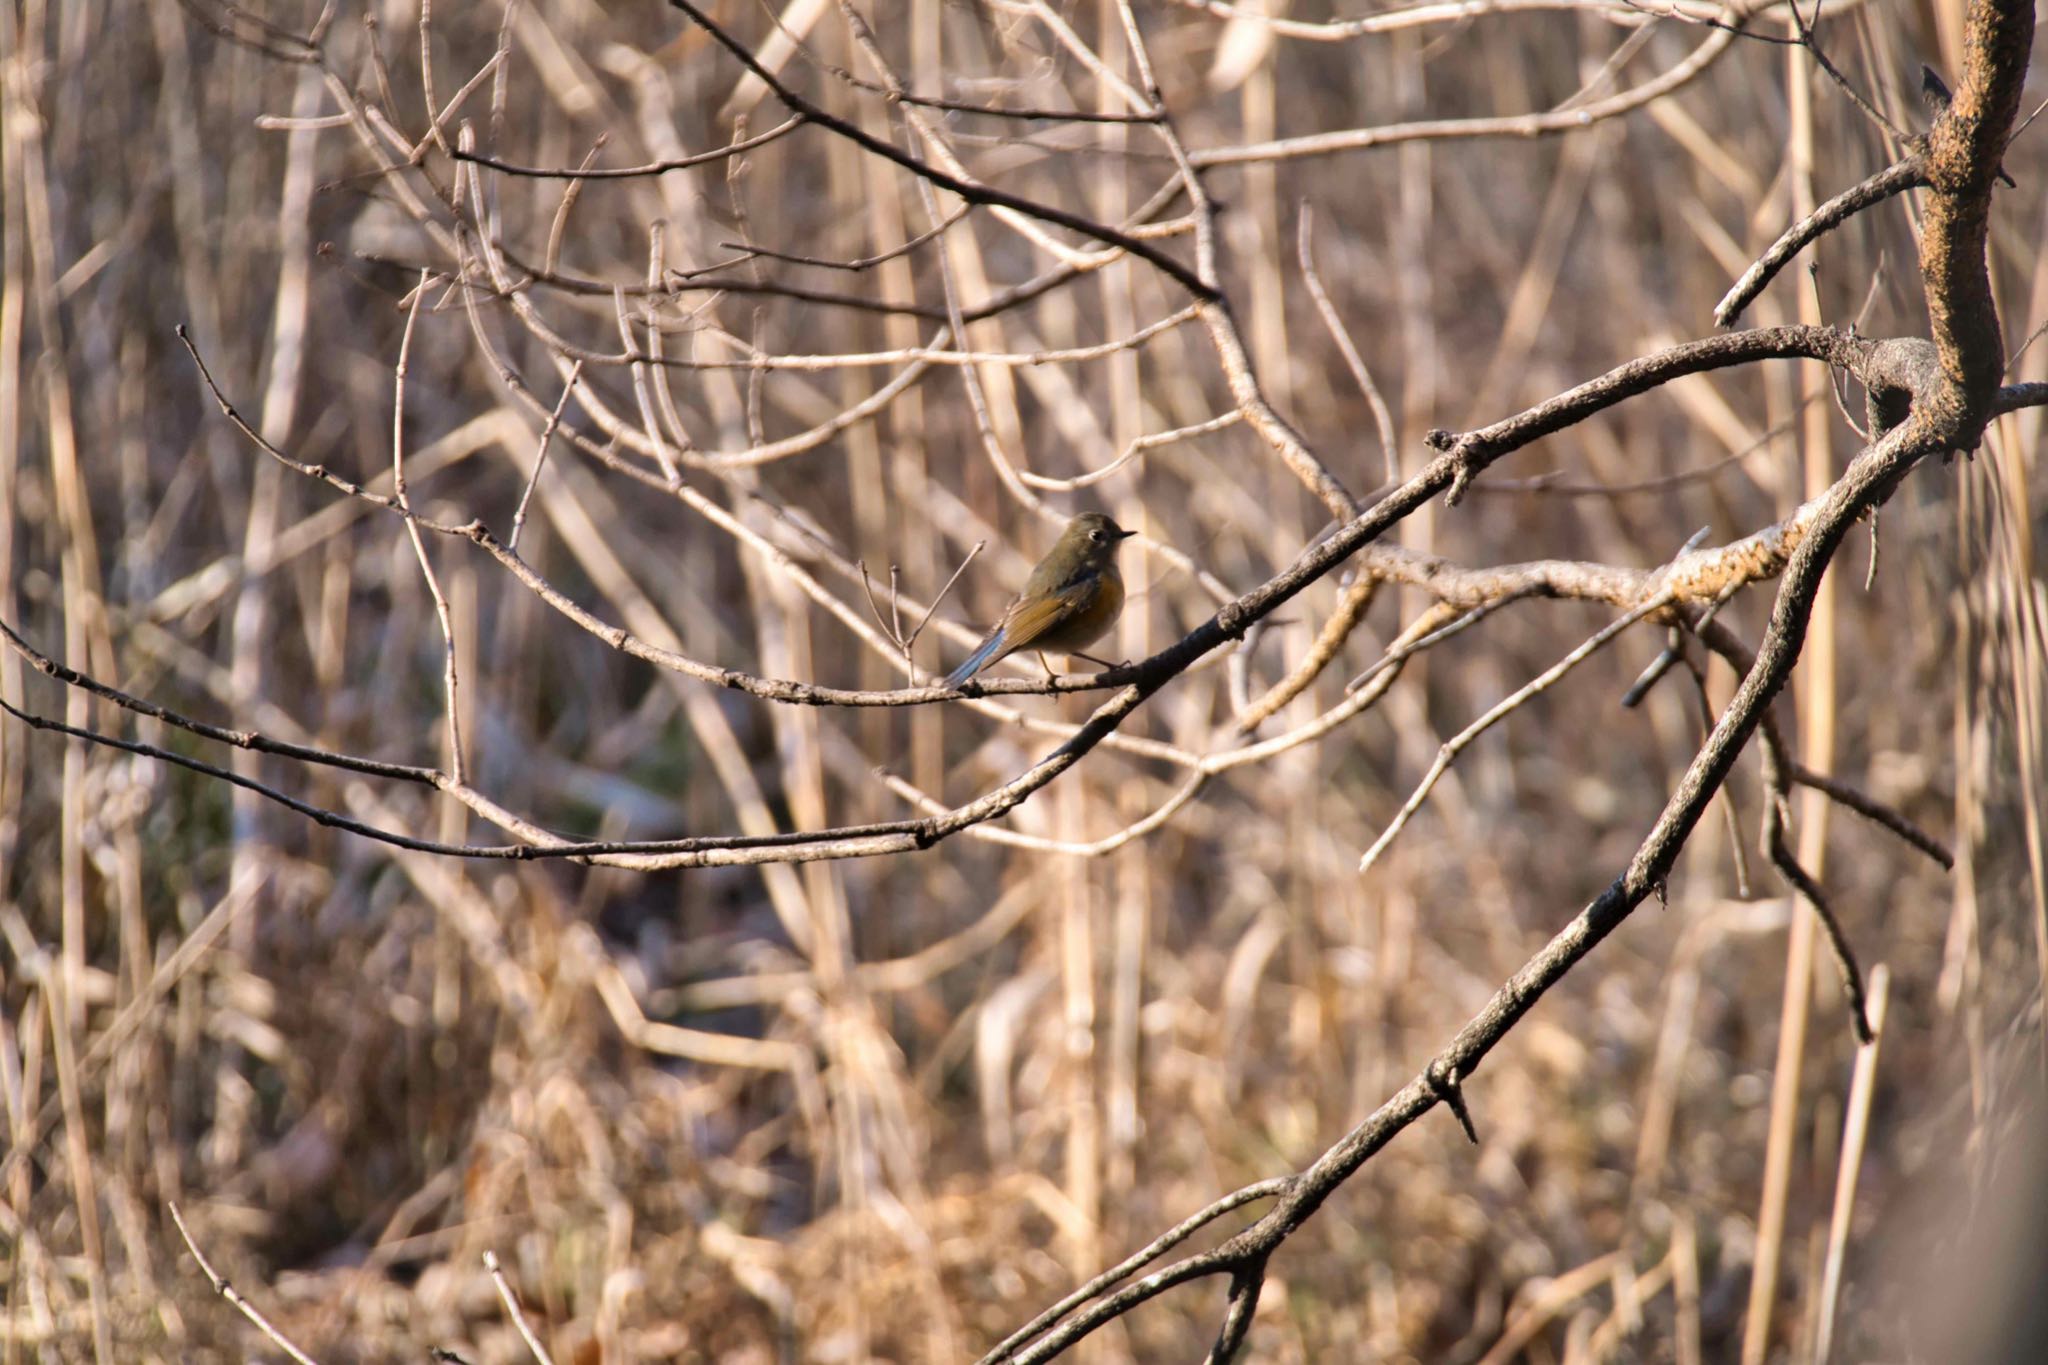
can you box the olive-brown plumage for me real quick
[944,513,1135,687]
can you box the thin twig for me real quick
[1621,575,1740,708]
[1185,0,1770,169]
[483,1251,557,1365]
[1298,203,1398,486]
[1017,411,1241,492]
[664,0,1217,301]
[1683,650,1755,895]
[978,1180,1292,1364]
[0,618,439,784]
[510,359,582,553]
[1789,762,1952,868]
[1763,788,1874,1043]
[909,540,985,655]
[714,199,969,272]
[169,1203,322,1365]
[1785,0,1903,141]
[544,135,607,276]
[452,115,804,178]
[393,268,468,785]
[1359,593,1675,872]
[1715,160,1927,326]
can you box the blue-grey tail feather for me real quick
[944,630,1007,688]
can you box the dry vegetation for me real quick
[3,0,2047,1361]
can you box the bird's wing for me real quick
[1020,549,1085,602]
[995,577,1100,653]
[945,576,1107,686]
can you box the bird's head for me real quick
[1062,511,1136,567]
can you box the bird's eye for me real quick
[1090,529,1105,543]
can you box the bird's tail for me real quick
[943,630,1007,688]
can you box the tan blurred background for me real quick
[3,1,2046,1361]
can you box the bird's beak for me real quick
[1114,527,1137,540]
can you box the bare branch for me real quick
[509,359,581,554]
[483,1250,557,1365]
[1297,203,1398,486]
[1359,592,1675,872]
[1789,763,1953,868]
[451,114,805,178]
[169,1203,322,1365]
[1715,159,1928,326]
[393,267,469,785]
[1185,0,1773,168]
[1758,737,1874,1043]
[663,0,1217,301]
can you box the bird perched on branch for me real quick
[944,512,1136,688]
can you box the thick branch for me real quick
[1919,0,2033,428]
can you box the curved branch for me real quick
[1436,325,1878,500]
[1788,764,1953,869]
[1715,159,1930,326]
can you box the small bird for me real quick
[944,512,1136,688]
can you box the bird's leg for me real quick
[1036,652,1058,678]
[1070,651,1124,671]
